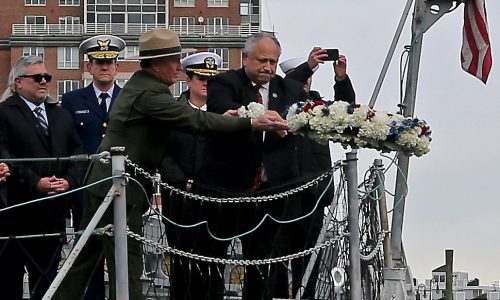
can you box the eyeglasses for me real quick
[19,73,53,83]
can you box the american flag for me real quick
[461,0,492,84]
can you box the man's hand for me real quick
[251,110,288,133]
[36,175,70,195]
[223,109,239,117]
[0,163,11,183]
[307,47,327,70]
[334,54,348,81]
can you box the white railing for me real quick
[84,23,168,35]
[12,23,260,37]
[168,24,260,37]
[12,24,83,36]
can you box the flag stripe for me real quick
[461,0,492,84]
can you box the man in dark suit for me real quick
[280,54,356,298]
[55,28,287,300]
[195,32,310,299]
[61,34,126,300]
[0,55,83,300]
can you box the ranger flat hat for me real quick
[280,57,319,74]
[128,28,196,60]
[80,34,126,60]
[181,52,222,77]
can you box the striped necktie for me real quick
[33,106,48,135]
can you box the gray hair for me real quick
[1,55,44,102]
[243,32,282,56]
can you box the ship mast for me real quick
[374,0,464,299]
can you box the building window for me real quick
[25,0,46,5]
[174,0,194,7]
[59,0,80,5]
[172,17,195,35]
[173,81,188,98]
[207,17,229,35]
[240,3,250,15]
[208,0,228,7]
[207,16,228,26]
[208,48,229,69]
[23,47,44,60]
[59,16,80,33]
[86,0,166,34]
[122,46,139,60]
[25,16,46,25]
[57,47,79,69]
[59,16,80,25]
[58,80,80,100]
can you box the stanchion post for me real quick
[111,146,129,300]
[343,150,362,299]
[373,159,393,268]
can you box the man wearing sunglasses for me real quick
[0,55,83,299]
[60,34,126,300]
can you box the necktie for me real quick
[255,85,263,104]
[99,93,109,115]
[33,107,48,135]
[252,84,264,191]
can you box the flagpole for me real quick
[381,1,463,299]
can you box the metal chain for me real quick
[360,231,388,262]
[125,228,346,266]
[125,157,342,204]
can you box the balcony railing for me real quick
[12,23,260,37]
[168,24,260,37]
[85,23,168,35]
[12,24,83,36]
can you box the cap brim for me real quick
[187,68,219,77]
[127,48,196,60]
[87,51,120,60]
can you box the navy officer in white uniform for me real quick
[159,52,225,300]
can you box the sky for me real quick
[261,0,500,285]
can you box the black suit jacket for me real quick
[199,68,307,193]
[61,83,121,154]
[161,90,207,186]
[0,94,83,234]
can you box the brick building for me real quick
[0,0,260,100]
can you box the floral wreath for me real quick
[286,100,432,157]
[237,100,432,157]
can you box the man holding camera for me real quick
[280,50,356,298]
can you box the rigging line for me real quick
[369,0,415,108]
[379,152,401,197]
[264,0,273,32]
[0,175,119,214]
[383,154,409,214]
[0,228,106,240]
[399,46,411,112]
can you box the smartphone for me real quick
[321,49,339,61]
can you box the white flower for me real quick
[238,102,265,118]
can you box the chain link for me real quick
[360,231,388,261]
[125,228,346,266]
[125,157,342,204]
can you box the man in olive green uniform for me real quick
[55,28,287,300]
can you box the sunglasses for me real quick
[19,73,53,83]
